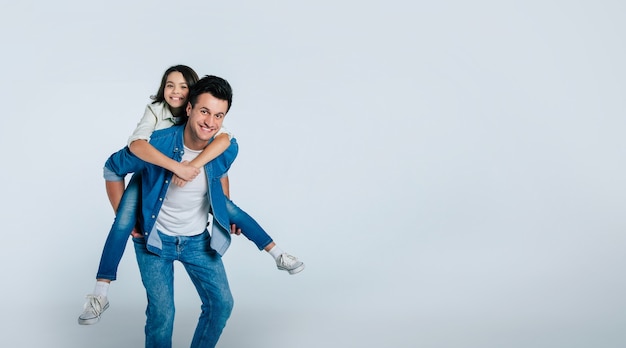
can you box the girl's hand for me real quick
[174,161,200,182]
[172,174,188,187]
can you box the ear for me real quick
[186,101,192,116]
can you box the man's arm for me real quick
[211,138,239,179]
[103,147,145,237]
[220,175,241,235]
[220,175,230,199]
[105,180,125,213]
[103,146,146,212]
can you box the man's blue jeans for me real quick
[133,231,233,348]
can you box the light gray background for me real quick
[1,1,625,347]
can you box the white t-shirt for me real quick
[155,146,210,236]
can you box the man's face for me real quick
[184,92,228,150]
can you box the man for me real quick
[103,75,238,348]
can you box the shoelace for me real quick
[85,295,105,316]
[279,254,298,267]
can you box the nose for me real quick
[204,114,218,128]
[210,116,220,127]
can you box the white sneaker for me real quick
[78,294,109,325]
[276,253,305,275]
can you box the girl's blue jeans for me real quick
[224,199,273,250]
[96,173,141,280]
[96,174,274,281]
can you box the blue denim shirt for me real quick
[103,124,239,256]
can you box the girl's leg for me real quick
[224,198,305,274]
[79,173,143,325]
[224,198,273,250]
[96,172,142,281]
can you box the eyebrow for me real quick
[200,107,225,116]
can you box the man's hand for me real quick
[230,224,242,235]
[130,227,143,238]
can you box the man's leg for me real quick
[133,236,175,348]
[181,231,234,348]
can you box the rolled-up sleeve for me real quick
[103,166,124,181]
[211,138,238,178]
[103,147,144,181]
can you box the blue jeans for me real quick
[225,198,273,250]
[96,173,273,281]
[133,231,233,348]
[96,173,141,280]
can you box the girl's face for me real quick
[163,71,189,109]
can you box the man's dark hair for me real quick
[188,75,233,113]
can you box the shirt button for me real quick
[151,215,156,219]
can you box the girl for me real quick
[79,65,304,325]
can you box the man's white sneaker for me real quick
[276,253,305,275]
[78,294,109,325]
